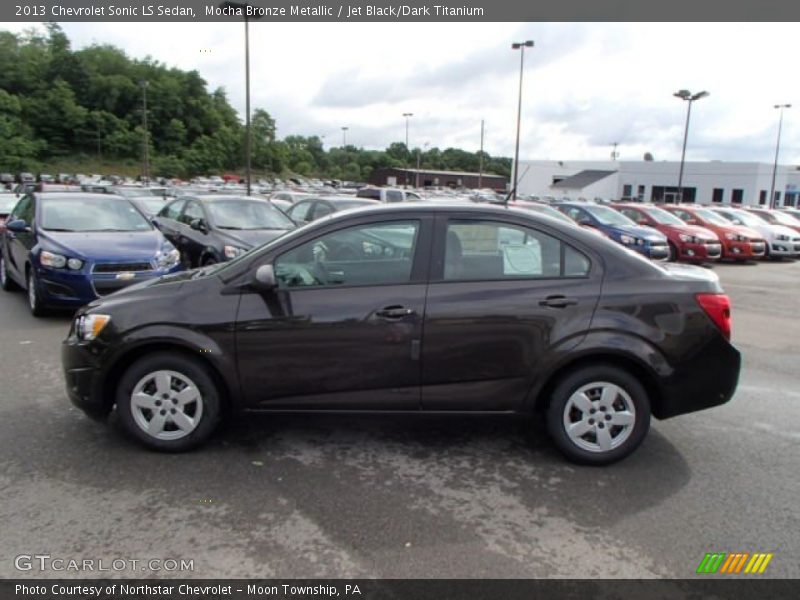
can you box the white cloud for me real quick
[2,21,799,164]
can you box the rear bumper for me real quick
[655,337,741,419]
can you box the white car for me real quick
[711,207,800,258]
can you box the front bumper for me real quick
[61,336,109,418]
[678,241,722,261]
[767,241,800,257]
[722,240,765,260]
[36,263,182,308]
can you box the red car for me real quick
[614,203,721,262]
[663,205,765,261]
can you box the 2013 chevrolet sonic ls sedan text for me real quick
[62,204,741,464]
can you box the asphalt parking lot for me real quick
[1,260,798,579]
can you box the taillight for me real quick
[695,293,731,340]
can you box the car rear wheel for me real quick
[27,269,47,316]
[116,353,222,451]
[546,364,650,465]
[1,254,18,291]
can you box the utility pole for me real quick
[479,119,485,189]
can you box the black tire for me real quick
[545,364,651,465]
[116,352,222,452]
[0,254,19,291]
[26,268,48,317]
[667,242,678,262]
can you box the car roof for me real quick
[35,192,125,201]
[182,194,268,202]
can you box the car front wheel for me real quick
[116,353,222,451]
[546,364,651,465]
[1,254,18,291]
[27,268,47,316]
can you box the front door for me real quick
[235,217,432,410]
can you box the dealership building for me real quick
[369,167,508,191]
[515,160,800,207]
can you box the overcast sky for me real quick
[2,22,799,164]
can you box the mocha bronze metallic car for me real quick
[62,204,741,464]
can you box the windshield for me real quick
[585,205,636,227]
[207,199,294,230]
[693,208,732,226]
[0,196,18,213]
[40,197,153,232]
[719,210,765,228]
[522,204,576,225]
[760,210,799,226]
[137,198,167,213]
[643,206,686,226]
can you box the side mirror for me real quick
[253,264,276,291]
[577,218,591,226]
[6,219,28,233]
[638,219,650,226]
[189,218,208,234]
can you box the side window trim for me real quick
[429,216,592,282]
[269,216,432,290]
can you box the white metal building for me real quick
[515,160,800,207]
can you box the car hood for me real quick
[604,224,667,242]
[216,228,288,249]
[660,223,718,241]
[39,230,165,260]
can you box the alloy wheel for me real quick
[130,370,204,441]
[562,381,636,453]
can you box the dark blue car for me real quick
[557,202,669,260]
[0,192,182,316]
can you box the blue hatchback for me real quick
[0,192,183,316]
[557,202,669,260]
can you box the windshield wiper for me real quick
[217,225,244,230]
[43,228,76,232]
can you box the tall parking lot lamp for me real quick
[769,104,791,209]
[511,40,534,201]
[220,1,262,196]
[140,80,150,185]
[673,89,709,203]
[341,126,349,147]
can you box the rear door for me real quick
[235,214,433,410]
[420,215,602,411]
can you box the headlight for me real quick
[156,245,180,268]
[66,258,83,270]
[224,245,246,259]
[777,234,790,241]
[636,238,645,246]
[678,234,699,243]
[40,251,67,268]
[619,234,635,245]
[75,314,111,341]
[723,232,745,241]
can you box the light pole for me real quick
[769,104,791,209]
[673,89,709,204]
[221,1,262,196]
[610,142,619,161]
[341,127,349,147]
[478,119,485,189]
[140,80,149,185]
[511,40,534,200]
[402,112,413,149]
[415,142,429,188]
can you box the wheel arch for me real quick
[530,351,667,419]
[100,342,235,416]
